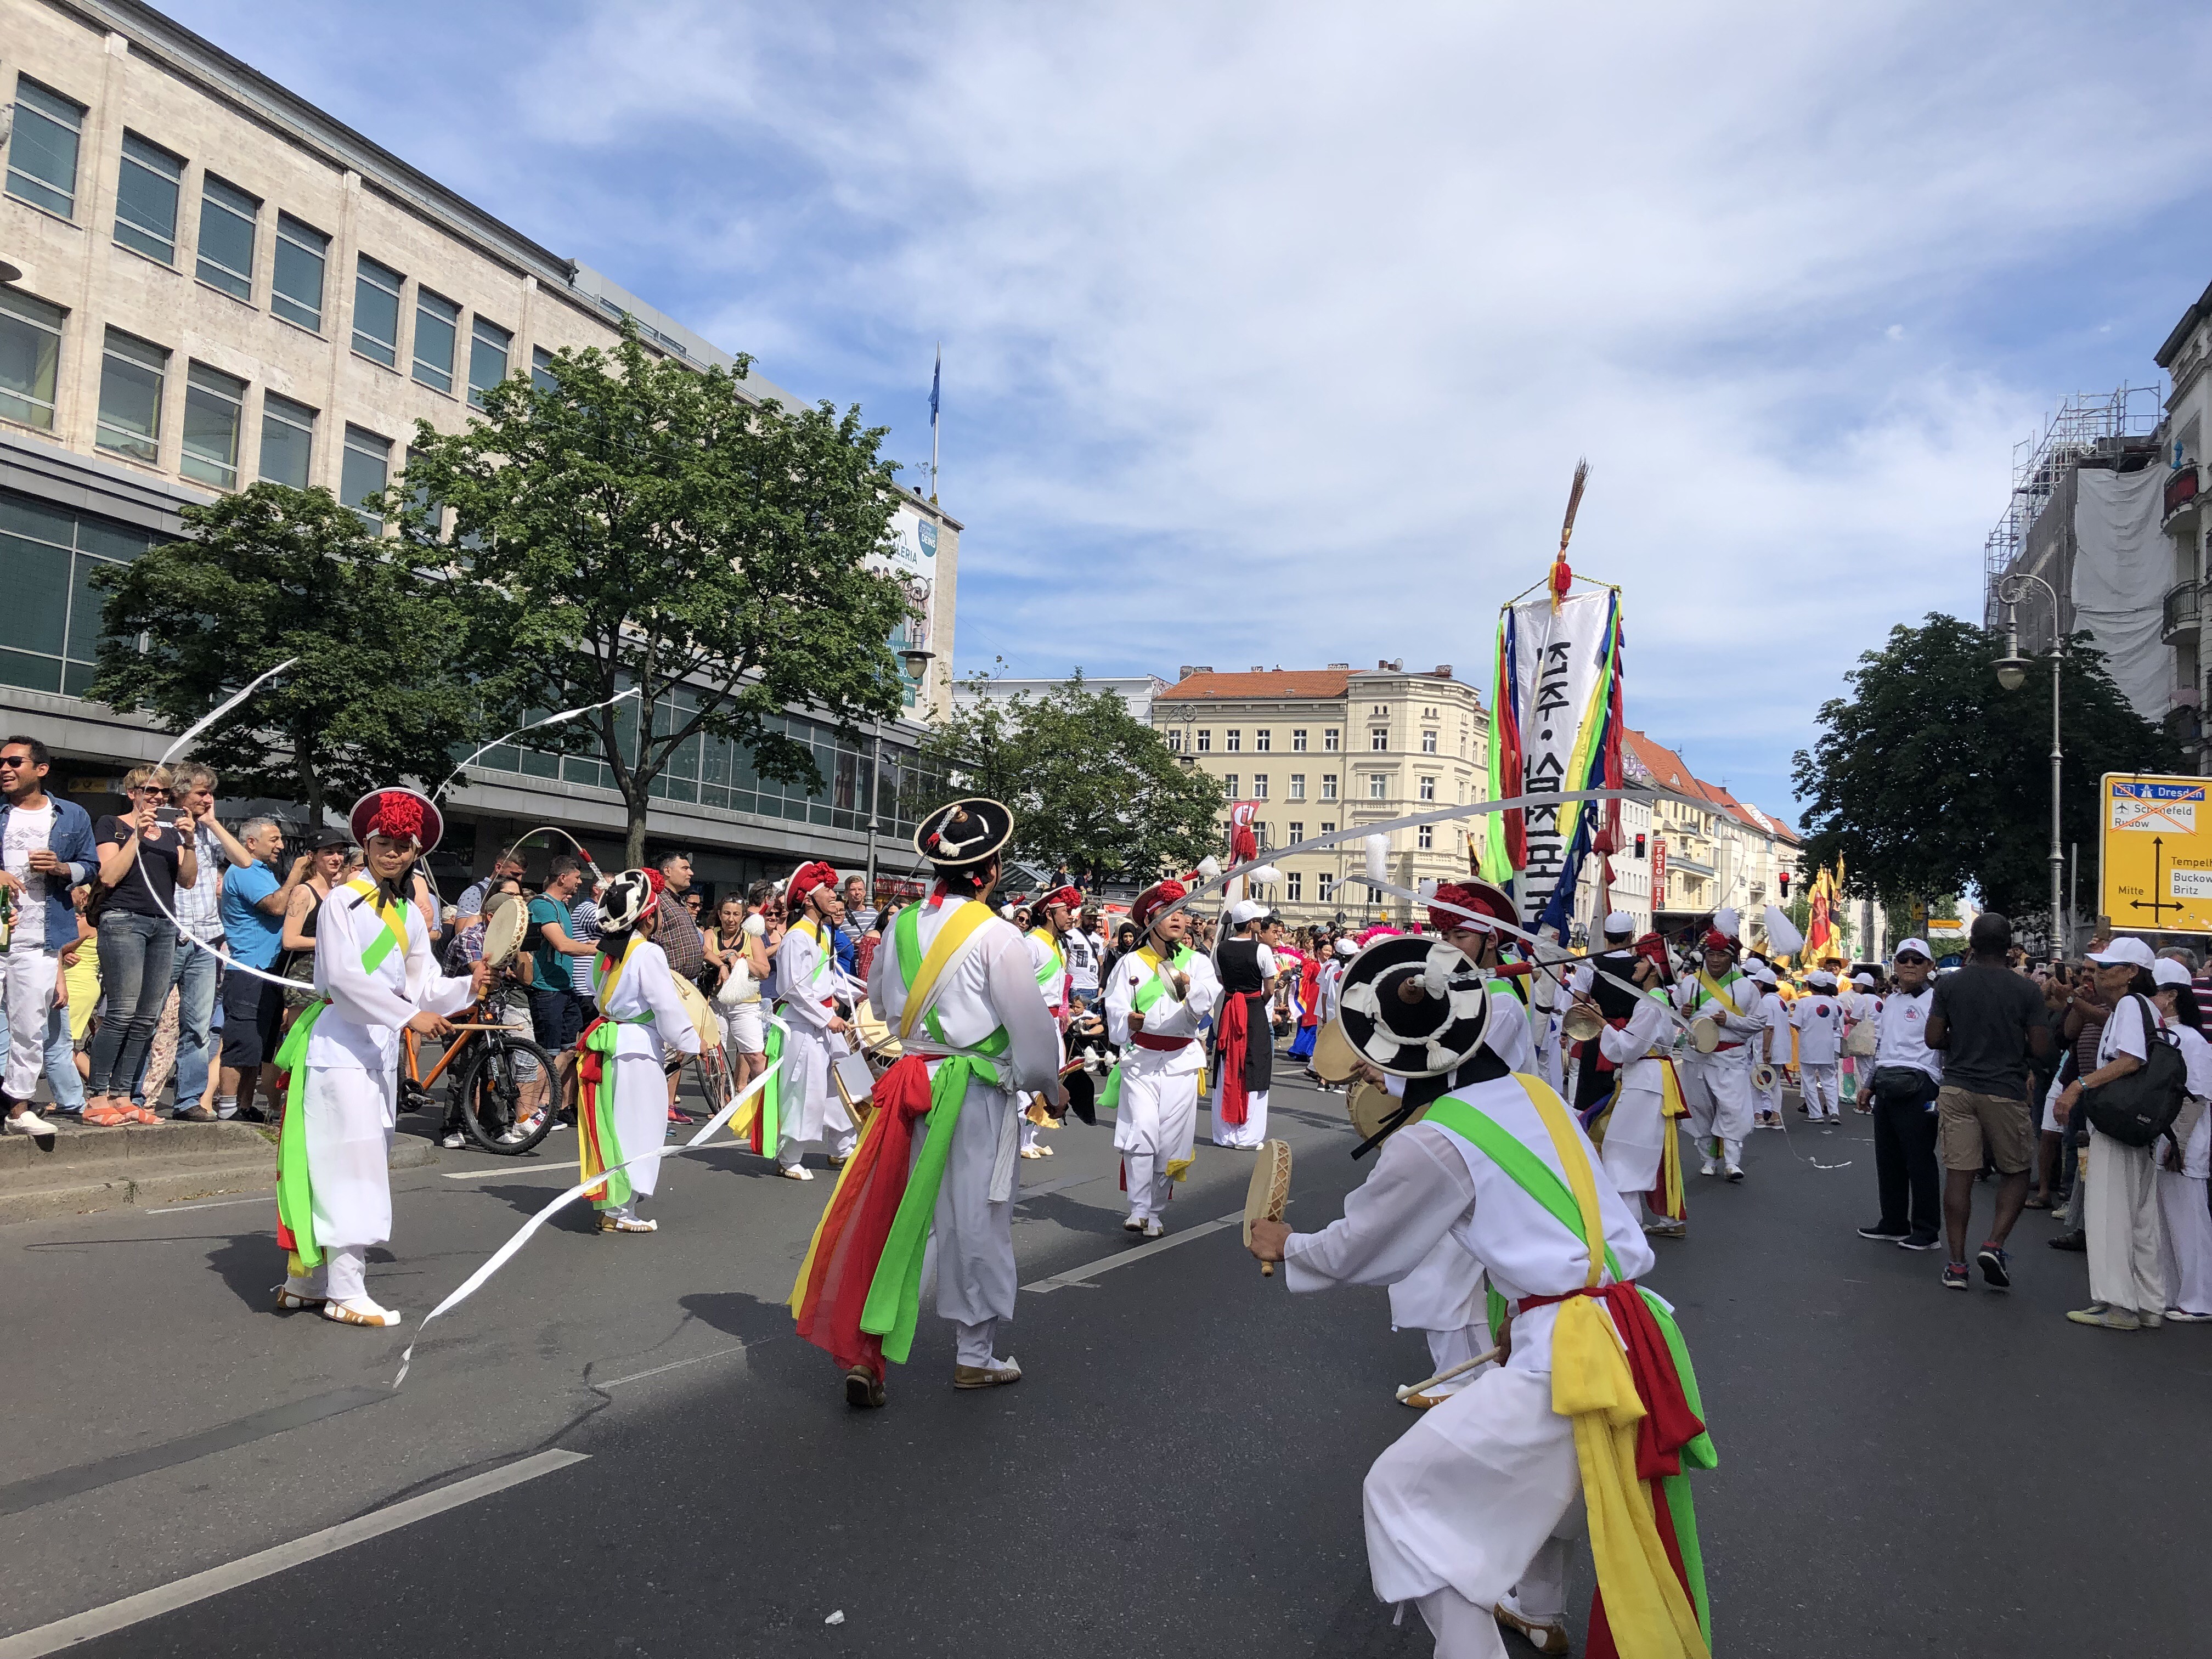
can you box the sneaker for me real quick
[1977,1243,2012,1289]
[1699,1158,1719,1177]
[1725,1165,1745,1182]
[1141,1216,1165,1239]
[2047,1229,2087,1252]
[1897,1234,1943,1252]
[440,1130,465,1149]
[174,1103,217,1123]
[5,1108,55,1139]
[1942,1261,1970,1289]
[1643,1219,1686,1238]
[1858,1222,1911,1241]
[778,1164,814,1182]
[2066,1302,2142,1331]
[1123,1215,1146,1233]
[2164,1308,2212,1323]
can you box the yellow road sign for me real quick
[2101,772,2212,932]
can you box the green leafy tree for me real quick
[399,324,916,865]
[1792,614,2180,922]
[921,670,1225,884]
[87,484,486,827]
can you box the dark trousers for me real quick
[1872,1074,1942,1239]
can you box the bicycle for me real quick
[399,986,559,1155]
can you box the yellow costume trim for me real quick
[895,900,995,1041]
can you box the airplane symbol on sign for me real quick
[2113,798,2197,833]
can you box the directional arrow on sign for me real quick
[2129,836,2187,922]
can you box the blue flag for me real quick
[929,346,940,425]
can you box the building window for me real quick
[1372,704,1387,716]
[95,328,166,462]
[1255,729,1271,752]
[1289,773,1305,800]
[413,290,459,393]
[1422,706,1438,720]
[1370,729,1388,751]
[1292,728,1307,752]
[1320,821,1335,834]
[1322,774,1338,800]
[352,255,403,367]
[1318,872,1334,902]
[1324,727,1340,752]
[1222,774,1239,798]
[1226,729,1242,752]
[195,175,257,300]
[259,393,315,487]
[0,493,155,696]
[341,424,391,528]
[7,77,85,219]
[1166,727,1183,752]
[1419,775,1436,802]
[1368,774,1387,800]
[1286,871,1303,902]
[114,133,184,264]
[1196,729,1211,752]
[1417,823,1434,850]
[272,213,329,331]
[469,317,511,406]
[0,287,65,431]
[179,363,245,488]
[1421,729,1437,754]
[1252,773,1268,799]
[531,345,556,392]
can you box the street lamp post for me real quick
[1995,572,2065,956]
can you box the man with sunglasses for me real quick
[0,737,98,1140]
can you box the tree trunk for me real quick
[625,795,648,868]
[302,741,324,833]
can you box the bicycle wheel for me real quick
[454,1033,560,1154]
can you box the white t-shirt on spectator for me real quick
[3,800,55,946]
[2096,996,2154,1069]
[1063,928,1100,991]
[1792,993,1845,1065]
[1876,986,1942,1081]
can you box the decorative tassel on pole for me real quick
[1549,458,1588,612]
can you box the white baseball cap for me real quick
[2153,957,2193,988]
[1853,972,1876,987]
[1227,899,1267,926]
[1894,938,1932,961]
[1604,911,1634,935]
[2087,937,2157,969]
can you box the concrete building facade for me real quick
[0,0,955,899]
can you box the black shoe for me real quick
[1858,1222,1911,1241]
[844,1365,886,1409]
[1897,1234,1943,1252]
[1942,1261,1970,1289]
[236,1105,269,1124]
[1977,1244,2012,1289]
[2049,1229,2087,1252]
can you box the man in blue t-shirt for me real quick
[217,816,311,1122]
[525,856,597,1050]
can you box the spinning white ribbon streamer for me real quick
[432,686,641,803]
[393,1018,791,1387]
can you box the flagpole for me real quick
[930,341,941,505]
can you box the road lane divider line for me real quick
[1022,1211,1243,1293]
[144,1195,275,1215]
[0,1449,590,1658]
[595,1344,759,1389]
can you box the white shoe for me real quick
[6,1109,55,1138]
[440,1130,465,1149]
[779,1164,815,1182]
[1124,1215,1146,1233]
[1019,1145,1045,1159]
[1494,1593,1570,1655]
[1141,1217,1164,1239]
[1699,1158,1719,1177]
[322,1297,403,1328]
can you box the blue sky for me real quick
[163,0,2212,822]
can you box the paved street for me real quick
[3,1075,2208,1658]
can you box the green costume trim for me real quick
[273,999,330,1268]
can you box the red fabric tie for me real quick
[1216,989,1250,1126]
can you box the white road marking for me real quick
[1022,1211,1244,1293]
[595,1345,754,1389]
[0,1449,589,1658]
[143,1195,272,1215]
[439,1164,568,1181]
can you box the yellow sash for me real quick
[339,876,410,970]
[895,899,995,1042]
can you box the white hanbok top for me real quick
[773,918,837,1035]
[1103,942,1221,1076]
[307,879,473,1073]
[865,896,1062,1093]
[596,935,704,1062]
[1317,959,1345,1024]
[1597,994,1672,1093]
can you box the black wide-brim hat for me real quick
[1337,934,1492,1077]
[913,797,1014,867]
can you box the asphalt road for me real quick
[4,1076,2208,1657]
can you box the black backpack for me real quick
[2083,994,2190,1149]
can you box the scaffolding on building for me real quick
[1983,385,2163,626]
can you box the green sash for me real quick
[1099,945,1197,1110]
[273,1000,330,1267]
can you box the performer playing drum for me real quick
[1572,932,1691,1239]
[1568,911,1642,1114]
[1248,982,1718,1659]
[1673,924,1762,1181]
[788,798,1063,1408]
[1104,879,1221,1236]
[770,860,859,1180]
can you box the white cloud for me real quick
[160,0,2212,809]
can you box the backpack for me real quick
[2082,994,2188,1149]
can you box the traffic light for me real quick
[1633,833,1647,859]
[1778,870,1791,897]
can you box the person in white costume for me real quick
[1211,898,1279,1149]
[1249,1007,1716,1659]
[799,795,1064,1407]
[2148,959,2212,1321]
[1018,884,1083,1159]
[577,869,704,1233]
[1103,878,1220,1236]
[770,860,859,1180]
[275,789,486,1327]
[1792,971,1846,1122]
[1572,934,1687,1238]
[1674,927,1762,1181]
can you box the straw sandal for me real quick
[274,1284,326,1312]
[321,1299,402,1327]
[600,1214,658,1233]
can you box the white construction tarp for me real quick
[2070,466,2171,721]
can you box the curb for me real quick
[0,1123,439,1225]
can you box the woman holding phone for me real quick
[84,765,196,1125]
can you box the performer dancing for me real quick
[1751,965,1787,1130]
[1674,927,1761,1181]
[1568,912,1641,1116]
[1020,884,1082,1159]
[1792,970,1845,1122]
[769,860,858,1180]
[576,869,704,1233]
[1104,878,1221,1235]
[789,798,1062,1407]
[1212,898,1279,1149]
[1251,975,1717,1659]
[275,789,486,1326]
[1576,933,1690,1239]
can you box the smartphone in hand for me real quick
[154,805,182,828]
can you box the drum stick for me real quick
[1395,1346,1505,1402]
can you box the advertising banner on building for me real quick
[1480,585,1625,938]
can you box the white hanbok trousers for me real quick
[776,1023,856,1167]
[1115,1053,1198,1220]
[1364,1363,1579,1655]
[1211,1087,1268,1148]
[2157,1169,2212,1316]
[915,1076,1019,1357]
[1681,1048,1752,1160]
[607,1053,670,1203]
[302,1065,396,1251]
[1599,1087,1665,1199]
[1390,1234,1488,1397]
